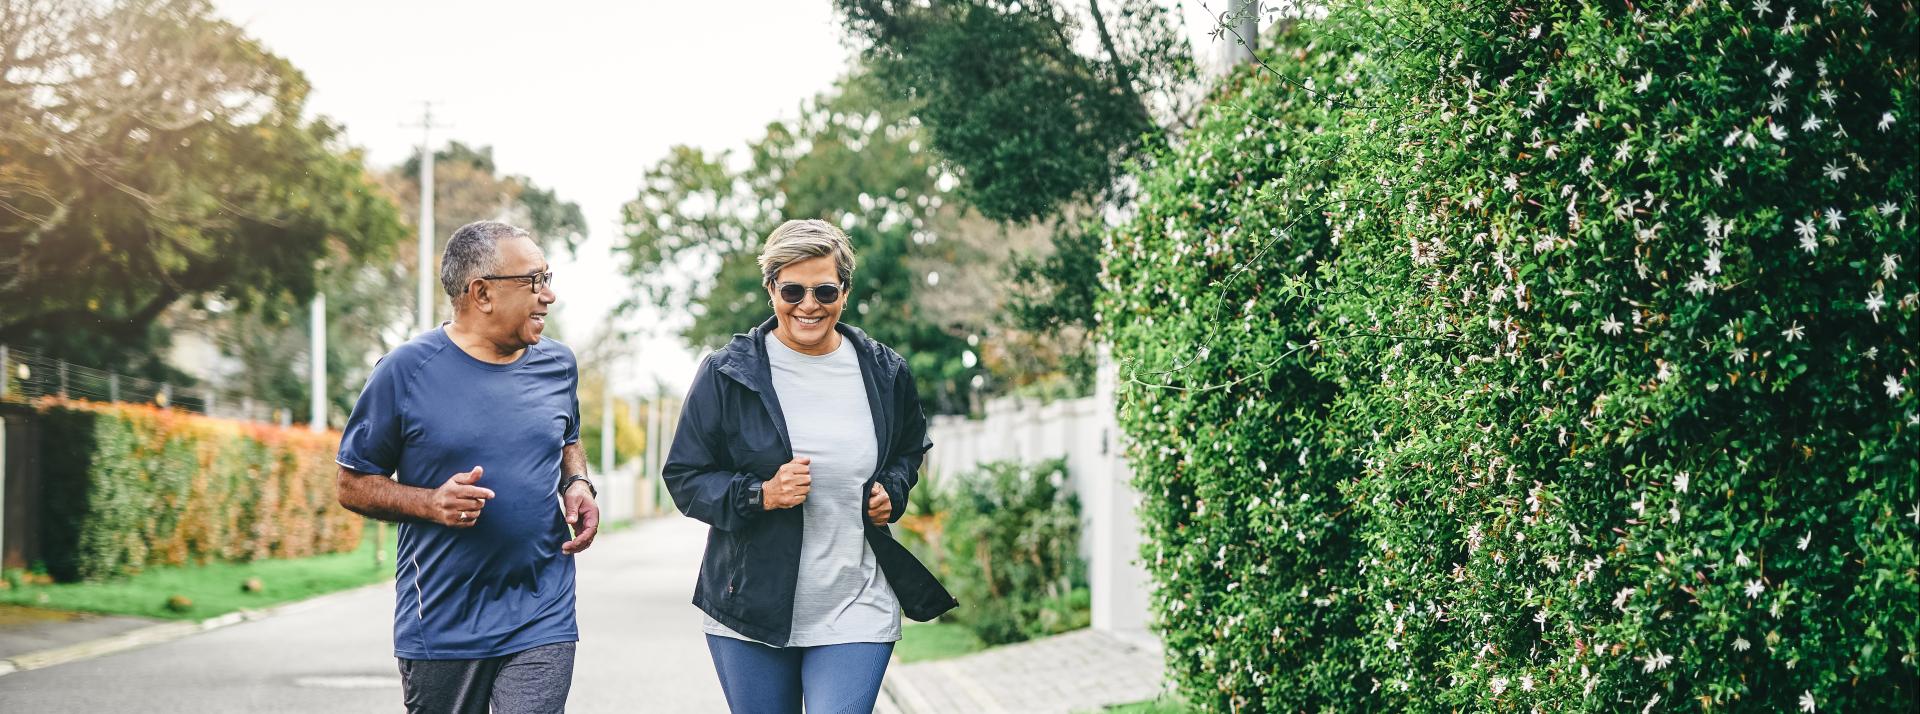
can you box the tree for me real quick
[836,0,1194,223]
[617,72,980,414]
[0,0,408,374]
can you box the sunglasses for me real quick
[773,281,844,305]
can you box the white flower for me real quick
[1521,674,1535,691]
[1733,636,1751,651]
[1686,273,1713,295]
[1818,88,1837,107]
[1752,0,1772,16]
[1732,346,1750,363]
[1867,291,1887,321]
[1797,531,1811,550]
[1823,208,1844,231]
[1768,93,1788,113]
[1800,691,1816,713]
[1746,578,1766,598]
[1822,161,1848,182]
[1705,249,1723,275]
[1770,123,1789,141]
[1574,112,1591,133]
[1801,114,1824,131]
[1885,254,1902,278]
[1490,677,1509,695]
[1782,321,1805,342]
[1887,375,1907,400]
[1742,131,1761,149]
[1881,201,1901,216]
[1709,166,1728,186]
[1736,550,1752,567]
[1774,66,1793,87]
[1505,174,1520,193]
[1642,649,1674,673]
[1675,472,1690,493]
[1614,587,1635,610]
[1579,156,1595,175]
[1880,112,1896,131]
[1601,315,1624,335]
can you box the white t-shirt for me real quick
[704,335,902,647]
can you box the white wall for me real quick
[923,348,1153,641]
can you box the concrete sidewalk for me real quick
[881,628,1167,713]
[0,516,727,712]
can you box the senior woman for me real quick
[664,218,957,713]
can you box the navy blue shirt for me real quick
[337,325,580,660]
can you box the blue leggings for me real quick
[705,635,894,714]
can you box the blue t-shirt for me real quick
[336,325,581,660]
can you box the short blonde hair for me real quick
[757,219,857,286]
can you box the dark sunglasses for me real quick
[773,281,844,305]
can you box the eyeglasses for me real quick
[773,281,844,305]
[472,270,554,293]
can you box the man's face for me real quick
[479,236,556,347]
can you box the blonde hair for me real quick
[757,219,857,286]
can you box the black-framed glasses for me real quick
[472,270,553,293]
[773,281,844,305]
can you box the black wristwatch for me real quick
[560,474,595,498]
[747,480,765,510]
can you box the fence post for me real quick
[58,361,68,398]
[157,383,171,408]
[0,344,9,400]
[108,374,119,402]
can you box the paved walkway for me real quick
[882,628,1167,713]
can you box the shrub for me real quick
[934,458,1090,645]
[1103,3,1917,711]
[34,398,362,582]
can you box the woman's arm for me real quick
[873,362,932,524]
[662,359,767,532]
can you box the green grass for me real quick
[1088,695,1198,713]
[0,524,397,621]
[894,619,987,663]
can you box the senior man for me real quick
[336,220,600,714]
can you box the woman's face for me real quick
[767,255,848,356]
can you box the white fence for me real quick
[923,348,1153,641]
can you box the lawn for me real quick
[893,619,987,663]
[0,523,397,621]
[1091,695,1197,713]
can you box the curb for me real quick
[0,579,392,677]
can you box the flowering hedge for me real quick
[35,398,361,581]
[1103,3,1916,711]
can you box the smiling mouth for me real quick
[531,313,548,325]
[795,315,824,326]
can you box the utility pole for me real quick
[309,291,327,432]
[405,102,451,334]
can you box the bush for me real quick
[1104,3,1917,711]
[929,458,1090,645]
[34,398,362,582]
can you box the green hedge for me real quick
[903,458,1090,645]
[1103,3,1916,711]
[35,398,362,582]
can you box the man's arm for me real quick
[337,466,494,528]
[559,441,600,554]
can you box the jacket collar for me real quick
[713,316,892,393]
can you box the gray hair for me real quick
[441,220,531,303]
[757,219,857,286]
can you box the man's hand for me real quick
[433,466,494,528]
[763,457,811,510]
[561,480,599,554]
[866,482,892,526]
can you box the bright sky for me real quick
[209,0,1228,396]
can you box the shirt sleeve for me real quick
[336,355,407,475]
[564,351,582,445]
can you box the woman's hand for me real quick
[867,482,892,525]
[764,457,811,510]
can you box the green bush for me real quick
[933,458,1090,645]
[1104,3,1916,711]
[35,398,362,582]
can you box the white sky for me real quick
[209,0,1227,395]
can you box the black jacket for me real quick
[663,317,958,646]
